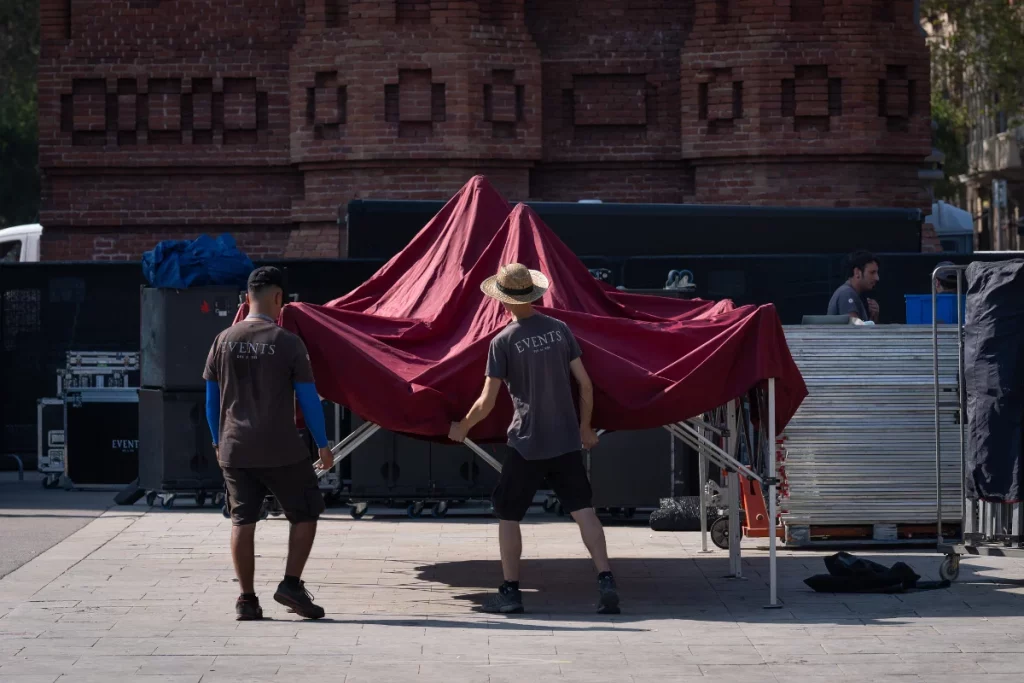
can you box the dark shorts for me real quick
[222,459,325,526]
[492,449,593,522]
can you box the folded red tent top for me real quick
[246,175,807,442]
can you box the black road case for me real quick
[141,286,239,390]
[64,388,139,487]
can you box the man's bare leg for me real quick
[285,521,317,578]
[498,520,523,581]
[571,508,611,572]
[274,521,325,619]
[231,524,257,594]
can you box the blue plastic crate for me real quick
[905,294,964,324]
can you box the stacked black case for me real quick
[138,287,239,494]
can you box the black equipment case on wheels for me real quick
[141,286,239,390]
[64,388,139,487]
[138,389,222,493]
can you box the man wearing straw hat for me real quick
[449,263,620,615]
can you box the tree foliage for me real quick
[0,0,40,228]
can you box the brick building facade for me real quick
[38,0,933,260]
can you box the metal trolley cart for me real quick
[933,264,1024,581]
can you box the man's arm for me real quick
[867,298,880,323]
[569,358,600,450]
[290,339,334,470]
[449,377,503,443]
[205,380,220,446]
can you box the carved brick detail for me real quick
[61,75,269,146]
[781,65,841,133]
[307,71,347,140]
[879,65,914,133]
[385,69,446,138]
[483,69,524,139]
[697,68,742,134]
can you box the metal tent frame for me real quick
[315,378,781,608]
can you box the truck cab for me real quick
[0,224,42,263]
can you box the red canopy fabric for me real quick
[245,176,807,441]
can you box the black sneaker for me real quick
[235,595,263,621]
[481,584,524,614]
[273,580,325,620]
[597,574,620,615]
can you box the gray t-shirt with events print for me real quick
[485,313,583,461]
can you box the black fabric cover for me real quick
[804,552,948,594]
[965,260,1024,503]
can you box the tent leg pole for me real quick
[698,443,710,553]
[726,401,743,579]
[316,422,380,478]
[765,378,782,609]
[464,438,503,474]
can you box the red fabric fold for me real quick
[237,175,807,441]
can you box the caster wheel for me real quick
[41,477,49,489]
[214,492,225,506]
[407,502,424,518]
[221,503,231,519]
[259,503,270,520]
[195,492,207,508]
[939,555,960,582]
[350,505,367,520]
[146,491,158,507]
[161,495,176,510]
[542,498,554,512]
[432,502,449,518]
[710,517,730,550]
[63,477,73,491]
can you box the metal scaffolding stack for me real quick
[780,326,962,542]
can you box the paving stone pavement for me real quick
[4,506,1024,682]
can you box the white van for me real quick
[0,224,42,263]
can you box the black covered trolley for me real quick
[933,263,1024,582]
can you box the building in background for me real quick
[37,0,934,260]
[963,93,1024,251]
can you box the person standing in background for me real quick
[827,250,880,324]
[204,266,334,621]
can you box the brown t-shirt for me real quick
[202,319,314,468]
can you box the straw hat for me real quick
[480,263,549,305]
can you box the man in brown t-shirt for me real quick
[204,266,333,621]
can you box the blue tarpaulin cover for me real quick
[142,234,254,289]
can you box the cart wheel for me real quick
[62,477,73,491]
[407,502,424,518]
[557,503,566,516]
[350,503,368,520]
[41,476,50,489]
[542,497,555,513]
[432,501,449,518]
[221,503,231,519]
[146,491,158,507]
[161,495,176,510]
[214,492,225,506]
[259,501,270,520]
[939,555,960,582]
[710,516,730,550]
[195,491,207,508]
